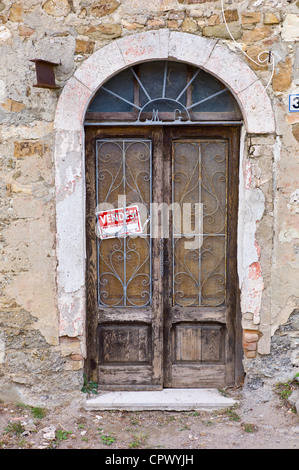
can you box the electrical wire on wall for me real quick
[220,0,275,92]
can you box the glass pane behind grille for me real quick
[96,139,152,307]
[172,140,227,307]
[86,61,241,121]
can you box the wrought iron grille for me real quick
[96,139,152,307]
[172,140,227,307]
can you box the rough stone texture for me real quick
[242,27,271,43]
[241,12,261,24]
[0,0,298,405]
[264,13,280,25]
[281,14,299,42]
[292,124,299,143]
[203,22,241,40]
[272,57,292,92]
[42,0,72,18]
[90,0,120,17]
[84,23,122,40]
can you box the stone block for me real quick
[0,25,11,41]
[167,20,179,29]
[292,124,299,143]
[281,14,299,42]
[90,0,120,17]
[54,77,92,131]
[117,29,170,65]
[244,350,256,358]
[245,45,269,71]
[242,27,272,43]
[204,43,257,95]
[243,342,257,351]
[169,31,215,67]
[181,17,198,32]
[272,57,292,92]
[74,41,125,93]
[237,80,276,134]
[242,12,261,24]
[18,25,35,37]
[264,13,280,25]
[14,141,48,158]
[75,39,95,55]
[202,22,242,40]
[224,9,239,23]
[243,331,259,343]
[1,98,26,112]
[8,4,23,22]
[84,23,122,40]
[207,14,220,26]
[42,0,71,17]
[147,18,166,29]
[122,0,177,14]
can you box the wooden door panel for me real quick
[98,323,151,364]
[163,127,239,388]
[171,364,226,388]
[172,323,224,363]
[86,126,240,390]
[85,127,164,390]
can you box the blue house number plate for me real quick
[289,94,299,112]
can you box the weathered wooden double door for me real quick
[85,126,240,390]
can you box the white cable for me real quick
[220,0,275,91]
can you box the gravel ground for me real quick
[0,384,298,451]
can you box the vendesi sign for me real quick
[97,205,142,239]
[289,94,299,112]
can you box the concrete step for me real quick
[85,388,236,411]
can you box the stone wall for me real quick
[0,0,298,405]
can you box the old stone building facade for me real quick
[0,0,298,405]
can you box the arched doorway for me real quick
[85,60,241,389]
[53,30,276,390]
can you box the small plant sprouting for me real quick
[274,373,299,408]
[4,421,25,437]
[100,433,116,446]
[56,429,72,441]
[81,374,98,395]
[31,407,46,419]
[129,432,148,449]
[16,403,46,419]
[241,423,258,433]
[218,388,230,398]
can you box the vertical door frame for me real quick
[85,124,242,388]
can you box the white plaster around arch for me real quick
[53,30,276,345]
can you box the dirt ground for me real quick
[0,385,298,451]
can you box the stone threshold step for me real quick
[85,388,236,411]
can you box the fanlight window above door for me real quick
[85,61,242,124]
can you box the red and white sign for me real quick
[97,205,142,239]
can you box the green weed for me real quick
[100,433,116,446]
[274,374,299,409]
[56,429,72,441]
[81,373,98,395]
[31,407,46,419]
[241,423,258,433]
[16,403,46,419]
[128,432,148,449]
[4,421,25,437]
